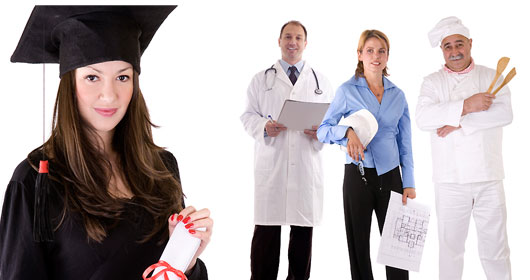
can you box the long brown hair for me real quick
[355,29,390,79]
[31,70,183,242]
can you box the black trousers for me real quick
[343,164,409,280]
[250,225,313,280]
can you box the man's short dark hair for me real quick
[279,20,307,40]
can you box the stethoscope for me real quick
[264,64,323,95]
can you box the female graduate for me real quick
[317,30,416,279]
[0,6,211,279]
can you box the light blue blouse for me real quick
[317,75,415,188]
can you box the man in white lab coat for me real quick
[416,16,512,280]
[240,20,333,280]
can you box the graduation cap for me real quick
[11,5,177,76]
[11,5,177,241]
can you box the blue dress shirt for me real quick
[317,75,415,188]
[279,59,304,78]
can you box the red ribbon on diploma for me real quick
[143,260,187,280]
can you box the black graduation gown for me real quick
[0,152,207,280]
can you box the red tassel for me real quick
[39,160,48,173]
[33,160,53,242]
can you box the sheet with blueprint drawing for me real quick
[377,191,430,272]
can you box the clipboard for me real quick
[277,99,330,131]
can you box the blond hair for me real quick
[355,29,390,78]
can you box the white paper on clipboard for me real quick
[276,99,330,131]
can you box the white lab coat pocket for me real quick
[254,143,274,171]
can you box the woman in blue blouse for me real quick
[317,30,416,279]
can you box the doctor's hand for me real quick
[346,128,365,162]
[265,120,287,137]
[168,206,213,275]
[402,188,416,205]
[462,92,495,115]
[303,125,319,141]
[437,125,461,137]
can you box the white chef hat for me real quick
[428,16,470,47]
[338,109,378,153]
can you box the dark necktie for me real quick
[288,66,298,85]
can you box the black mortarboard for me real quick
[11,5,176,242]
[11,5,176,76]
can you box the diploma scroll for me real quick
[143,221,201,280]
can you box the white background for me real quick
[1,0,528,279]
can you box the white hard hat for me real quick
[338,109,378,153]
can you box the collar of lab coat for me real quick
[279,59,305,75]
[274,60,311,88]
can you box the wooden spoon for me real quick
[492,67,516,95]
[487,57,510,93]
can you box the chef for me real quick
[416,16,512,280]
[240,20,333,280]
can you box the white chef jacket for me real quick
[416,64,513,184]
[240,60,333,226]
